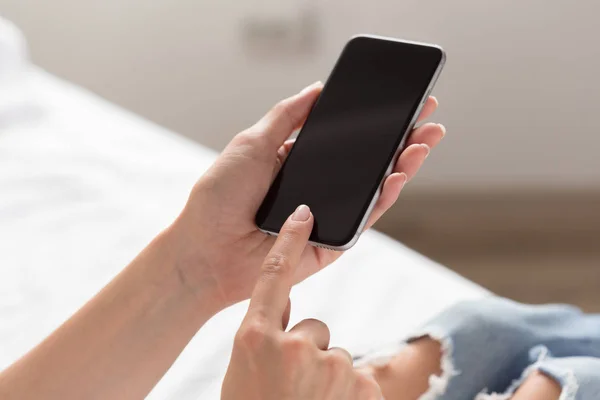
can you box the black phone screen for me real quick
[256,36,444,247]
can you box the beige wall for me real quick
[1,0,599,190]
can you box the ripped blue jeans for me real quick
[356,297,600,399]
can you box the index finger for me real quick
[248,204,314,326]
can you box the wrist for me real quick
[159,213,227,317]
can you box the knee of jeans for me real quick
[429,297,583,341]
[426,297,527,338]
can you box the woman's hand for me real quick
[222,206,382,400]
[170,82,446,310]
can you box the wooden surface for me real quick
[375,189,600,312]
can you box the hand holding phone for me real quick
[256,35,446,249]
[170,52,444,308]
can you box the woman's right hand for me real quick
[221,204,382,400]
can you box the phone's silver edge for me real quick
[257,226,360,251]
[259,36,446,252]
[350,33,446,54]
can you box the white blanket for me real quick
[0,20,487,398]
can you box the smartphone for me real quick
[256,35,446,250]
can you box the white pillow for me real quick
[0,16,28,86]
[0,16,32,119]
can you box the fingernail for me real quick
[300,81,322,94]
[420,143,431,158]
[438,123,446,138]
[292,204,311,221]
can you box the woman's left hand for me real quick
[168,81,446,310]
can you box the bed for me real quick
[0,19,487,398]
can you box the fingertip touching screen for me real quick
[256,36,444,247]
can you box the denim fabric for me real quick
[356,297,600,399]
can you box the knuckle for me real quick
[269,100,295,131]
[262,252,291,276]
[232,129,268,152]
[277,227,303,246]
[323,352,351,374]
[282,333,312,354]
[232,129,276,163]
[271,100,290,120]
[283,225,302,238]
[307,318,330,335]
[233,129,256,145]
[235,319,271,351]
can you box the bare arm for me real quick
[0,83,443,399]
[0,225,219,399]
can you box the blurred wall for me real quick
[1,0,599,191]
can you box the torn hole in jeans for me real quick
[352,331,460,400]
[474,345,578,400]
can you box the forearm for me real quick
[0,225,219,400]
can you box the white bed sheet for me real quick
[0,62,488,398]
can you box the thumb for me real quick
[254,82,322,150]
[247,204,313,326]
